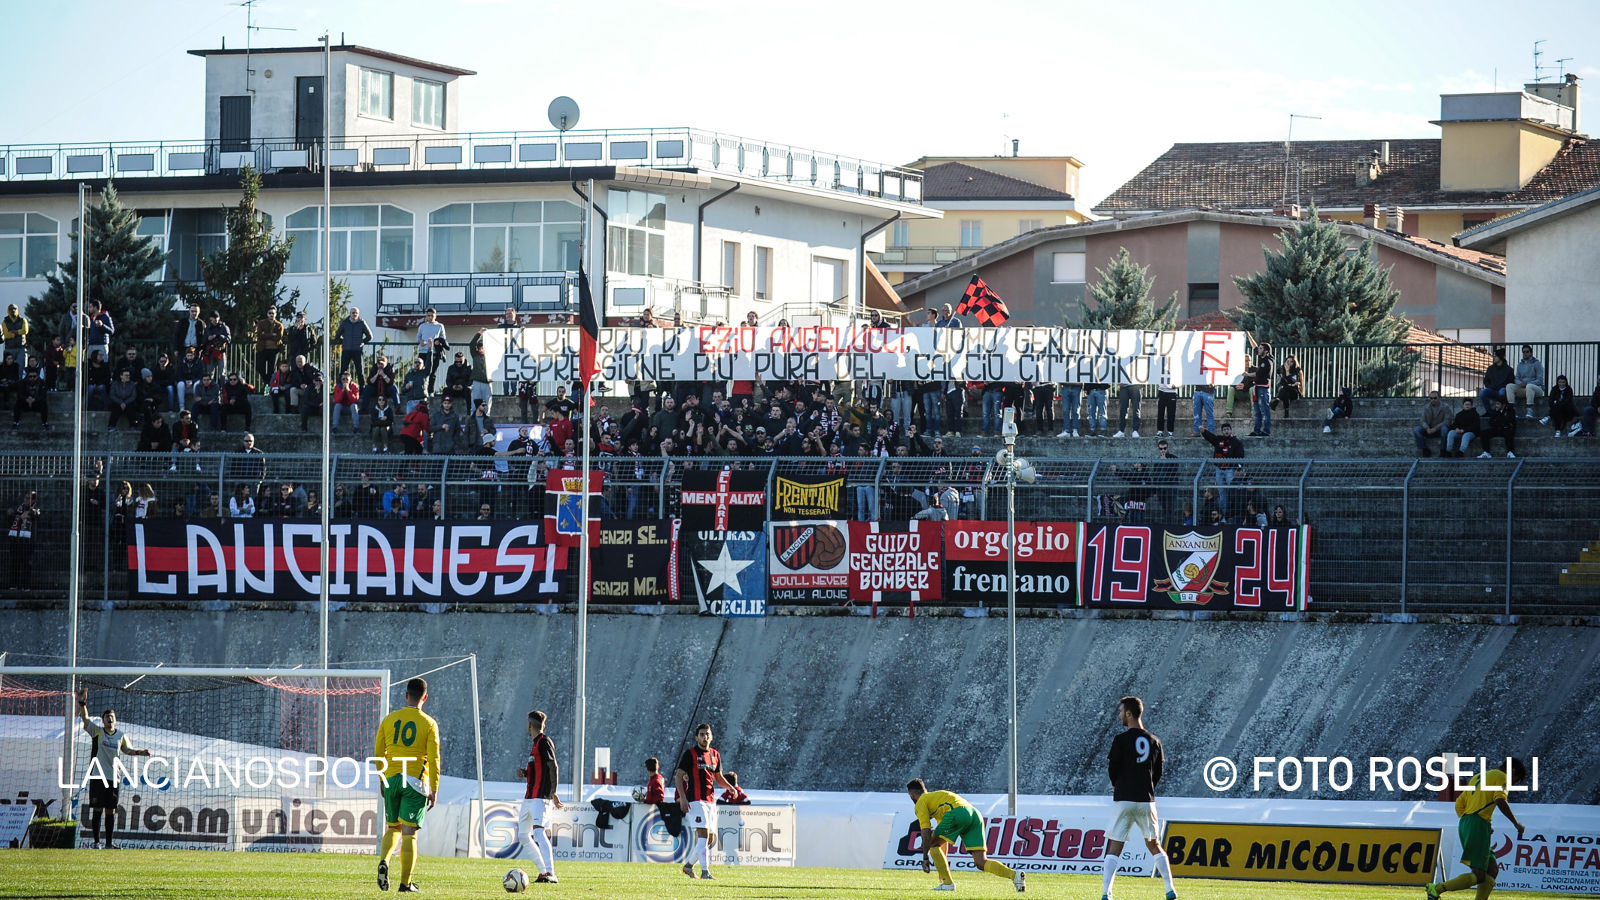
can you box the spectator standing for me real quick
[415,308,448,394]
[332,372,361,433]
[252,307,284,387]
[219,373,256,431]
[334,307,373,377]
[1085,378,1109,437]
[284,311,316,364]
[1190,383,1215,437]
[1322,386,1354,435]
[1509,344,1545,418]
[399,399,430,454]
[12,368,48,430]
[2,304,28,379]
[174,304,204,353]
[202,310,231,377]
[1478,347,1514,414]
[44,336,65,391]
[1545,374,1580,437]
[1154,359,1177,437]
[7,491,40,589]
[1413,391,1450,457]
[980,381,1002,437]
[431,396,463,455]
[1201,422,1245,513]
[1112,383,1141,439]
[470,326,493,410]
[1057,376,1083,438]
[1479,398,1518,459]
[1031,379,1057,436]
[1249,343,1275,436]
[1445,398,1480,459]
[84,300,115,365]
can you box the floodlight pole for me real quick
[318,32,333,774]
[572,178,595,805]
[1003,409,1019,815]
[63,182,88,816]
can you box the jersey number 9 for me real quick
[1134,736,1150,763]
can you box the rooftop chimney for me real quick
[1380,141,1390,165]
[1357,151,1382,186]
[1011,139,1019,158]
[1363,203,1379,229]
[1387,205,1405,234]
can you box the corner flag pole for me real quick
[572,177,595,804]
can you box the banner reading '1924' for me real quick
[485,327,1246,385]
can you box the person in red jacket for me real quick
[332,372,362,434]
[640,757,666,803]
[399,399,430,455]
[717,771,749,805]
[219,373,255,431]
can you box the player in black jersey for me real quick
[1100,696,1177,900]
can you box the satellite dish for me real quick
[548,97,580,132]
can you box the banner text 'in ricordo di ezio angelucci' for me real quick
[485,326,1247,385]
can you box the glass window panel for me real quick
[429,225,470,273]
[1052,252,1086,283]
[647,232,664,276]
[197,234,225,259]
[24,236,58,277]
[507,226,539,271]
[412,79,444,129]
[543,224,580,272]
[347,230,377,271]
[381,205,412,226]
[136,214,167,236]
[606,225,625,273]
[0,214,24,235]
[607,190,625,215]
[286,232,319,273]
[644,194,666,230]
[626,230,646,276]
[331,232,349,272]
[287,207,320,229]
[379,230,412,271]
[429,204,472,225]
[474,227,507,272]
[195,210,226,234]
[473,202,511,224]
[26,213,56,233]
[332,205,379,228]
[509,202,541,224]
[543,201,580,223]
[0,238,21,276]
[628,192,646,229]
[755,247,771,300]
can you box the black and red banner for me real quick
[847,521,942,615]
[592,519,680,603]
[943,521,1082,606]
[127,520,569,603]
[1078,524,1309,610]
[680,469,766,531]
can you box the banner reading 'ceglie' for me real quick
[127,520,568,603]
[484,327,1246,385]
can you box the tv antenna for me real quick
[1531,39,1556,83]
[1557,58,1574,80]
[1282,113,1322,210]
[239,0,296,95]
[548,96,581,165]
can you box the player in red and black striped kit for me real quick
[514,710,565,884]
[675,723,733,880]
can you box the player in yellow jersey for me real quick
[906,779,1025,893]
[374,677,441,893]
[1426,758,1527,900]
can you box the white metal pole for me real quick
[1004,424,1019,815]
[572,179,595,804]
[63,183,88,817]
[318,32,333,770]
[468,654,487,857]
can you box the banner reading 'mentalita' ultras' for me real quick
[484,326,1246,385]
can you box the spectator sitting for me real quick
[228,484,255,518]
[1545,374,1579,438]
[176,347,205,410]
[1580,374,1600,438]
[1322,386,1354,434]
[1275,354,1302,417]
[84,350,110,410]
[191,373,222,428]
[1444,399,1480,459]
[300,376,325,433]
[382,482,411,517]
[170,409,200,471]
[106,369,141,431]
[369,394,396,453]
[11,368,49,430]
[1477,347,1513,414]
[1413,390,1450,457]
[442,351,472,405]
[332,372,361,434]
[1479,398,1518,459]
[138,368,161,419]
[400,357,428,414]
[1509,344,1545,418]
[717,772,750,806]
[138,412,172,456]
[265,482,303,518]
[219,373,255,431]
[289,354,321,413]
[268,361,295,413]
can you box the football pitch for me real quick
[0,851,1572,900]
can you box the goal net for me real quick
[0,666,388,852]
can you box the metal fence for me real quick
[2,452,1597,615]
[1269,341,1600,399]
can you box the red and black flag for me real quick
[578,264,600,387]
[953,275,1011,326]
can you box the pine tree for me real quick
[27,183,169,349]
[180,167,298,341]
[1230,211,1416,395]
[1077,247,1179,329]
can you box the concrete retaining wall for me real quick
[4,610,1596,803]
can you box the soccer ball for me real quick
[503,868,529,892]
[632,785,649,802]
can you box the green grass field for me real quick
[0,851,1572,900]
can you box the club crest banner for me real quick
[1078,524,1310,610]
[688,530,769,617]
[767,520,849,604]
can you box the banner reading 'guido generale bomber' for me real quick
[485,326,1247,385]
[126,520,569,603]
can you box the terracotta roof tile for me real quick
[922,162,1073,201]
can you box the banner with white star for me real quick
[688,529,768,617]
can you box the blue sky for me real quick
[4,0,1597,207]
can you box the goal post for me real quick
[0,665,389,851]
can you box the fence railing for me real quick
[2,452,1596,615]
[1268,341,1600,399]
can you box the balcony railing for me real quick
[376,271,575,317]
[0,127,924,205]
[878,244,991,266]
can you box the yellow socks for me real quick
[399,833,417,885]
[380,826,400,863]
[984,859,1019,880]
[1474,876,1496,900]
[929,844,952,884]
[1440,873,1479,893]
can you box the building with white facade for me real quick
[0,44,932,336]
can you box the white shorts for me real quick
[1107,801,1159,843]
[687,800,718,832]
[519,798,550,830]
